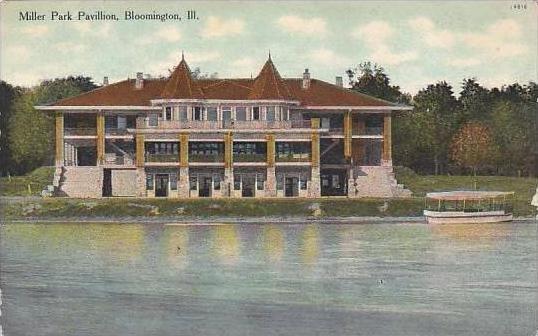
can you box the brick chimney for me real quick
[103,76,109,86]
[135,72,144,89]
[335,76,343,87]
[302,68,310,90]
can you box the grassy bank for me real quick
[1,166,536,219]
[0,167,55,196]
[1,196,535,219]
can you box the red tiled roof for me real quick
[52,58,397,108]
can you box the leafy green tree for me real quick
[459,78,491,121]
[346,62,410,104]
[7,76,97,175]
[0,81,21,175]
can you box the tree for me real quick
[450,122,496,175]
[0,81,21,175]
[7,76,97,175]
[191,67,218,80]
[459,78,491,121]
[346,62,410,104]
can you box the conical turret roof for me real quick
[160,55,204,99]
[248,56,293,100]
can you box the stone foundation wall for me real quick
[111,170,137,196]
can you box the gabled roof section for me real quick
[248,57,293,100]
[160,55,204,99]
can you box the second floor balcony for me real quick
[137,119,312,130]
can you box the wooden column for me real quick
[55,112,64,166]
[179,133,189,167]
[266,133,275,167]
[224,132,233,169]
[135,134,145,167]
[311,118,320,168]
[96,112,105,165]
[343,111,352,158]
[382,114,392,163]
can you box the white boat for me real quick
[424,191,514,224]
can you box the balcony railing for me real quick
[105,127,131,135]
[354,127,383,136]
[64,128,96,136]
[233,154,267,162]
[145,153,179,163]
[189,153,224,162]
[276,154,311,162]
[137,119,312,130]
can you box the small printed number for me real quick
[511,3,527,9]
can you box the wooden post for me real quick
[96,112,105,165]
[135,134,144,167]
[224,131,233,169]
[266,133,275,167]
[55,112,64,166]
[311,118,320,168]
[382,114,392,163]
[180,133,189,167]
[344,111,352,158]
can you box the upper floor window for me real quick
[148,114,158,127]
[252,106,261,120]
[280,106,289,121]
[266,106,276,121]
[207,107,218,121]
[165,107,172,121]
[193,106,203,121]
[221,107,232,121]
[236,107,247,121]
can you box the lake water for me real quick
[1,221,536,336]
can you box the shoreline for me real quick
[2,216,535,225]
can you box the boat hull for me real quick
[423,210,513,224]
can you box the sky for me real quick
[1,0,537,95]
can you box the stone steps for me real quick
[350,166,412,198]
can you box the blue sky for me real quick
[1,1,536,94]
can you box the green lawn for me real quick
[0,167,55,196]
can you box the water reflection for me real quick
[430,223,512,246]
[263,225,284,263]
[300,224,320,264]
[163,226,189,270]
[211,224,240,265]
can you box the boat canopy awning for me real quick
[425,191,514,201]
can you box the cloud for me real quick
[445,57,481,67]
[200,16,244,38]
[308,48,350,66]
[20,25,50,37]
[352,20,417,65]
[137,26,182,45]
[461,19,527,59]
[54,42,87,53]
[72,22,111,37]
[276,15,327,35]
[6,45,31,62]
[408,17,455,49]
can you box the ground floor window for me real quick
[189,176,197,190]
[170,174,178,190]
[146,174,154,190]
[256,173,265,190]
[234,175,241,190]
[214,174,221,190]
[300,176,308,190]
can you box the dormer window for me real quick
[193,106,203,121]
[266,106,276,121]
[165,106,172,121]
[252,106,260,120]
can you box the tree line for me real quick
[347,62,537,176]
[0,64,536,177]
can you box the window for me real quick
[146,174,154,190]
[221,107,232,121]
[256,173,264,190]
[214,174,221,190]
[179,106,188,121]
[266,106,276,121]
[280,107,289,121]
[207,107,218,121]
[189,176,198,190]
[252,106,260,120]
[165,107,172,121]
[236,107,247,121]
[234,174,241,190]
[332,175,340,189]
[148,114,158,127]
[170,174,178,190]
[193,106,203,121]
[300,176,308,190]
[276,175,283,190]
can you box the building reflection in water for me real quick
[263,225,284,263]
[300,224,320,265]
[212,224,240,265]
[164,225,189,271]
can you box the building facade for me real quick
[37,56,412,198]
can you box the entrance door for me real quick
[155,174,169,197]
[102,169,112,197]
[199,176,212,197]
[285,177,299,197]
[242,175,255,197]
